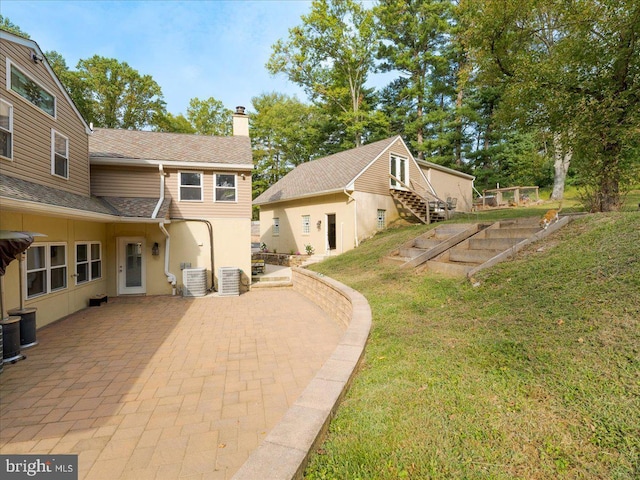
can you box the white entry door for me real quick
[118,237,146,295]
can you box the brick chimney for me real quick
[232,106,249,137]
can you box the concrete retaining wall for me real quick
[231,267,372,480]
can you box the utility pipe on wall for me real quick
[172,219,215,293]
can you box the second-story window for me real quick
[51,130,69,178]
[179,171,203,201]
[9,62,56,117]
[215,174,236,202]
[0,99,13,160]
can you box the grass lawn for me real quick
[304,195,639,479]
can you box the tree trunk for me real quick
[551,132,571,201]
[416,101,424,161]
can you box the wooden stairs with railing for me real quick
[388,175,454,224]
[389,189,431,223]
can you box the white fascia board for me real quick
[253,188,347,206]
[90,157,254,171]
[0,197,170,224]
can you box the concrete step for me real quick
[413,237,443,249]
[425,260,474,276]
[251,280,293,288]
[449,248,502,264]
[468,237,526,250]
[399,247,428,258]
[484,227,540,238]
[381,255,409,266]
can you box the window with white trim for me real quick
[8,61,56,117]
[377,209,386,230]
[26,243,67,298]
[51,130,69,178]
[76,242,102,284]
[302,215,310,235]
[0,99,13,160]
[273,217,280,236]
[179,171,203,201]
[214,173,237,202]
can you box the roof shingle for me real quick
[89,128,253,166]
[0,174,170,220]
[254,136,401,205]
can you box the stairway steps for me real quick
[485,227,540,238]
[468,237,526,250]
[449,249,502,264]
[414,238,442,249]
[425,260,474,276]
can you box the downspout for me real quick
[159,223,177,295]
[343,189,359,248]
[153,164,177,295]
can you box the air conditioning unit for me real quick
[183,267,207,297]
[218,267,240,296]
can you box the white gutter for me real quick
[152,164,166,219]
[159,222,177,295]
[343,189,359,248]
[91,157,253,171]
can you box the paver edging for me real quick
[231,268,372,480]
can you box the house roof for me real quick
[254,136,403,205]
[0,29,91,134]
[89,129,253,168]
[101,197,171,219]
[417,159,476,180]
[0,174,170,220]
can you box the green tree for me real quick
[153,112,196,134]
[375,0,453,161]
[185,97,232,136]
[46,51,92,123]
[463,0,640,210]
[250,93,326,201]
[267,0,378,148]
[0,15,29,38]
[74,55,166,130]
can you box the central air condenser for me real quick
[218,267,240,296]
[182,267,207,297]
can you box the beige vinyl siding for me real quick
[424,167,474,213]
[165,168,252,219]
[353,138,421,195]
[90,165,160,197]
[0,39,90,196]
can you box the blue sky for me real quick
[2,0,317,115]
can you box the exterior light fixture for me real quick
[152,242,160,256]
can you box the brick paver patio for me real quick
[0,290,344,479]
